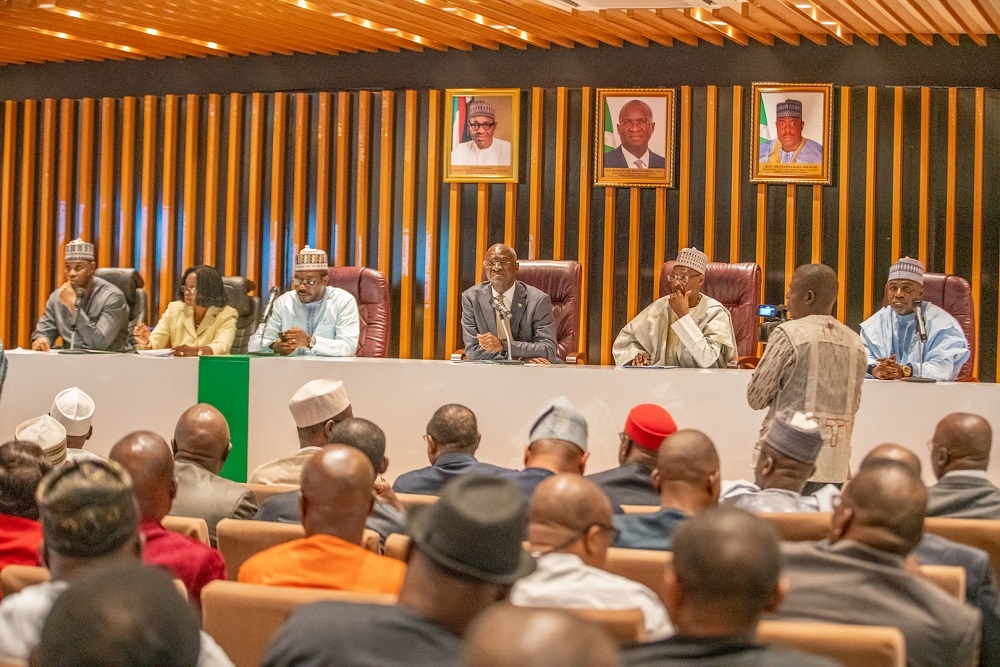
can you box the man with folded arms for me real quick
[926,412,1000,519]
[587,404,677,506]
[48,387,103,464]
[503,397,590,502]
[613,247,736,368]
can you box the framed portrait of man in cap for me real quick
[751,83,833,185]
[444,88,521,183]
[595,88,676,188]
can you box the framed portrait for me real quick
[751,83,833,185]
[444,88,520,183]
[595,88,676,188]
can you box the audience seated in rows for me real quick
[614,430,720,550]
[168,403,258,547]
[0,443,51,582]
[510,474,672,640]
[239,445,405,594]
[109,432,227,610]
[927,412,1000,519]
[262,475,536,667]
[13,415,66,468]
[587,404,676,507]
[393,404,511,495]
[48,387,103,464]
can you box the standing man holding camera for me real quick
[746,264,867,491]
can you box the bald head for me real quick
[299,445,375,543]
[528,475,613,565]
[861,444,922,478]
[931,412,993,478]
[834,460,926,556]
[109,432,176,522]
[172,403,231,474]
[460,605,619,667]
[327,418,387,474]
[788,264,838,318]
[655,430,720,514]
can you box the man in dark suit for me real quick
[587,404,677,506]
[460,243,558,363]
[927,412,1000,519]
[603,99,665,170]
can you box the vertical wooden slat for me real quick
[863,87,877,318]
[476,184,489,268]
[38,99,57,318]
[139,96,157,289]
[504,184,517,246]
[918,87,931,266]
[119,97,136,267]
[528,87,544,259]
[378,91,395,278]
[627,188,641,319]
[182,94,199,270]
[224,93,242,276]
[784,184,796,296]
[203,94,220,265]
[58,99,74,256]
[0,102,15,341]
[729,86,742,263]
[247,93,265,288]
[268,92,287,289]
[399,90,419,359]
[944,87,957,274]
[811,186,822,262]
[600,189,616,366]
[578,86,593,346]
[292,92,310,254]
[891,87,904,260]
[315,93,332,251]
[159,95,179,317]
[444,183,461,355]
[97,97,114,267]
[755,184,767,285]
[17,100,37,345]
[653,189,667,302]
[678,86,692,249]
[552,87,569,260]
[355,91,372,266]
[972,88,983,380]
[703,85,717,259]
[422,90,442,360]
[837,87,851,322]
[335,92,350,266]
[77,98,95,241]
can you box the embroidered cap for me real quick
[288,378,351,428]
[15,415,68,467]
[50,387,96,438]
[529,397,588,453]
[65,238,95,262]
[675,247,709,275]
[467,100,496,122]
[293,246,328,272]
[775,99,803,120]
[765,410,823,464]
[624,404,677,452]
[887,256,924,285]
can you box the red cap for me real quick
[624,404,677,451]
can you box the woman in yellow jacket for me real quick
[135,265,238,356]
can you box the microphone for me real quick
[254,286,280,352]
[490,295,512,320]
[69,287,85,352]
[489,296,515,362]
[913,300,928,343]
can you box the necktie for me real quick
[634,159,645,169]
[496,294,508,341]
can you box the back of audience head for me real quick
[525,397,589,474]
[299,445,375,543]
[787,263,839,318]
[930,412,992,478]
[460,605,620,667]
[0,441,53,520]
[49,387,95,450]
[32,563,200,667]
[108,431,176,523]
[860,443,922,478]
[288,378,353,448]
[425,404,480,463]
[528,474,614,568]
[172,403,232,474]
[666,506,785,635]
[619,404,676,467]
[831,459,926,557]
[328,417,387,475]
[654,429,720,513]
[755,411,822,492]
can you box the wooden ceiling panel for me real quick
[0,0,993,66]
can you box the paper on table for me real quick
[138,349,173,357]
[620,364,680,369]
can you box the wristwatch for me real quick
[901,364,913,378]
[307,335,316,349]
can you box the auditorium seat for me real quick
[94,267,148,331]
[327,266,391,357]
[246,483,299,505]
[202,580,396,667]
[222,276,261,354]
[521,607,646,644]
[1,565,187,600]
[162,515,211,546]
[924,517,1000,582]
[758,512,830,542]
[757,620,905,667]
[601,547,672,607]
[659,260,762,360]
[621,505,659,514]
[383,533,411,561]
[395,493,438,509]
[920,565,966,602]
[882,272,977,381]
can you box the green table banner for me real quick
[197,355,251,482]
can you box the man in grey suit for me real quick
[773,459,981,667]
[927,412,1000,519]
[168,404,258,547]
[604,100,666,170]
[460,243,559,363]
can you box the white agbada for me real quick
[612,294,736,368]
[450,138,512,166]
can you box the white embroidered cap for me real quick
[675,247,709,275]
[293,246,328,272]
[288,378,350,428]
[15,415,68,467]
[65,238,95,262]
[50,387,96,437]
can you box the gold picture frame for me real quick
[751,83,833,185]
[595,88,676,188]
[443,88,520,183]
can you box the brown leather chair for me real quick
[659,260,762,359]
[757,620,906,667]
[327,266,391,358]
[881,272,976,381]
[95,267,148,332]
[223,276,261,355]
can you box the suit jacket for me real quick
[613,507,688,551]
[623,634,839,667]
[168,460,258,547]
[587,462,659,506]
[604,146,666,169]
[927,475,1000,520]
[255,490,404,544]
[773,539,981,667]
[461,281,559,362]
[392,452,511,495]
[148,301,239,355]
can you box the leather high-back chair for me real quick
[502,260,586,363]
[222,276,261,355]
[326,266,391,358]
[94,268,148,330]
[659,261,762,358]
[881,272,976,381]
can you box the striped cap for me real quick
[887,257,924,285]
[293,246,328,272]
[675,247,708,275]
[65,238,95,261]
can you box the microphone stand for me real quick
[904,300,935,383]
[254,286,279,354]
[502,315,514,362]
[68,288,84,353]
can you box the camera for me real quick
[758,304,788,343]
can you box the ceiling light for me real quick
[331,11,346,17]
[795,3,810,7]
[36,0,56,7]
[442,6,458,11]
[821,20,836,25]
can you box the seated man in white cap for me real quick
[860,256,969,381]
[14,415,67,468]
[613,248,736,368]
[247,246,360,357]
[49,388,103,464]
[450,100,512,167]
[30,239,130,353]
[248,378,353,485]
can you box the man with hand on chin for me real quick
[613,247,736,368]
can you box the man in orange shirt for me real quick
[238,445,406,594]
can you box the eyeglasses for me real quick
[541,523,620,554]
[181,285,198,294]
[483,260,513,269]
[666,274,691,283]
[619,119,651,128]
[469,122,496,130]
[291,278,320,287]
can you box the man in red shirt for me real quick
[109,432,227,610]
[0,442,52,586]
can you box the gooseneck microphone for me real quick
[256,286,280,352]
[489,295,514,362]
[69,287,85,351]
[912,300,928,344]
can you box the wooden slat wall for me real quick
[0,86,998,381]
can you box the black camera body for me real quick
[758,304,789,343]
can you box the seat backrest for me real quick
[216,519,305,580]
[757,620,906,667]
[925,517,1000,582]
[201,580,397,667]
[519,607,645,644]
[659,261,762,357]
[882,272,976,380]
[384,533,411,562]
[222,276,261,355]
[600,547,673,606]
[162,515,211,546]
[94,267,148,329]
[395,493,438,509]
[758,512,831,542]
[327,266,391,358]
[621,505,659,514]
[0,565,50,598]
[246,483,299,505]
[919,564,965,602]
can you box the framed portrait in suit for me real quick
[595,88,676,188]
[751,83,833,185]
[444,88,520,183]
